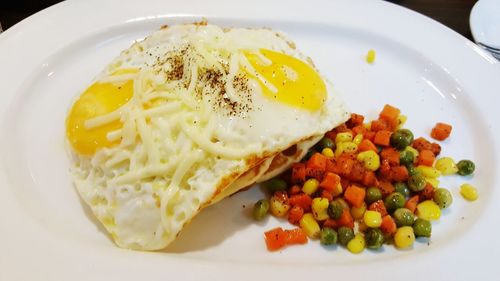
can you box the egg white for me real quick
[68,23,350,250]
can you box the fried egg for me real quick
[66,22,349,250]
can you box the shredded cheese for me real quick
[75,44,275,239]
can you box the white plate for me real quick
[470,0,500,47]
[1,0,500,280]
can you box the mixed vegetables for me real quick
[255,104,478,253]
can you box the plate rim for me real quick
[1,0,500,280]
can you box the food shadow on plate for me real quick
[165,189,259,253]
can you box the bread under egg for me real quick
[65,22,349,250]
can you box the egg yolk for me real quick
[245,49,327,111]
[66,72,135,155]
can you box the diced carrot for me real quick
[418,183,435,202]
[362,171,379,187]
[319,172,341,192]
[347,113,365,128]
[340,178,351,191]
[391,165,409,182]
[418,149,435,166]
[380,147,400,166]
[344,185,366,208]
[333,124,351,134]
[431,122,452,141]
[325,159,339,174]
[373,130,392,146]
[305,167,325,181]
[323,219,339,229]
[380,215,397,235]
[336,155,355,176]
[320,190,334,201]
[364,131,376,142]
[358,139,377,152]
[285,228,308,245]
[412,137,441,155]
[287,205,304,225]
[363,131,376,142]
[371,119,388,132]
[430,142,441,156]
[306,153,328,171]
[379,159,392,180]
[337,208,354,229]
[291,163,306,184]
[368,200,388,216]
[379,104,400,124]
[325,131,337,142]
[412,137,432,152]
[264,227,287,251]
[288,185,302,195]
[352,125,367,137]
[378,180,395,197]
[347,161,365,182]
[288,193,312,212]
[405,195,419,213]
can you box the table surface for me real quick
[0,0,478,40]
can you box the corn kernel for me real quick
[363,210,382,228]
[404,146,419,159]
[269,195,290,217]
[394,226,415,249]
[312,197,330,221]
[425,177,440,188]
[343,142,358,153]
[366,49,376,64]
[347,234,366,253]
[335,142,358,157]
[435,157,458,175]
[460,184,478,201]
[351,202,367,220]
[335,132,353,143]
[322,147,335,158]
[416,200,441,221]
[417,165,441,178]
[396,114,407,130]
[300,213,321,239]
[357,150,380,171]
[353,133,364,145]
[302,178,319,195]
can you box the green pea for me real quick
[365,187,383,205]
[337,226,354,246]
[393,208,416,227]
[263,178,287,192]
[393,182,410,198]
[457,160,475,176]
[399,150,415,166]
[252,199,269,220]
[317,137,335,150]
[320,227,338,245]
[408,174,426,192]
[328,200,346,220]
[406,164,420,176]
[334,198,350,209]
[365,228,385,249]
[390,129,414,150]
[433,188,453,209]
[413,218,432,237]
[384,192,406,213]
